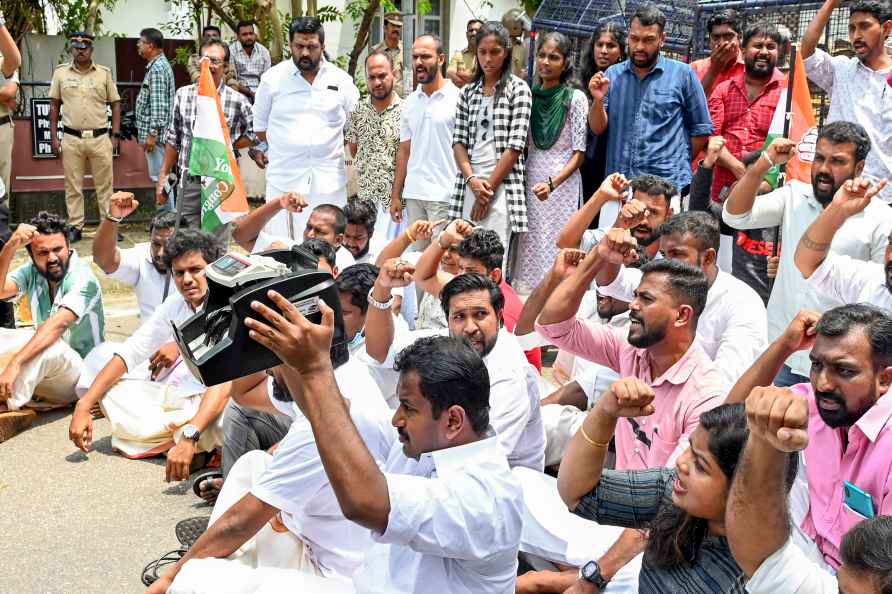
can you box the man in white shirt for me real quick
[802,0,892,202]
[142,349,393,594]
[597,211,768,385]
[795,176,892,309]
[93,193,176,319]
[389,34,460,248]
[723,125,892,386]
[69,230,229,477]
[726,384,892,594]
[241,308,524,594]
[365,263,546,471]
[251,17,359,239]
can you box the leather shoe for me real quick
[68,228,83,243]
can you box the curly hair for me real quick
[29,211,70,237]
[457,229,505,273]
[162,229,224,270]
[344,200,378,235]
[335,263,379,314]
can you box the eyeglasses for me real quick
[203,57,225,65]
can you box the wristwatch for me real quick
[367,288,394,311]
[182,424,201,443]
[579,560,609,588]
[148,129,158,137]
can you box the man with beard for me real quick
[795,176,892,308]
[187,25,239,90]
[251,17,359,239]
[726,304,892,571]
[370,12,405,97]
[364,266,546,471]
[345,51,402,241]
[588,4,712,194]
[691,9,745,97]
[724,124,892,387]
[228,20,271,102]
[523,255,725,594]
[389,34,460,246]
[0,212,103,440]
[803,0,892,202]
[446,19,483,87]
[707,23,785,203]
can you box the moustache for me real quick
[629,312,644,324]
[815,174,834,184]
[815,390,845,406]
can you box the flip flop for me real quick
[141,549,186,586]
[175,516,210,548]
[0,409,36,443]
[191,468,224,504]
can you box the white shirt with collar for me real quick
[352,431,524,594]
[807,251,892,310]
[723,179,892,376]
[597,265,767,385]
[361,327,546,471]
[400,81,461,204]
[105,242,166,320]
[254,59,359,194]
[252,359,393,580]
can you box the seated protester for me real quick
[93,192,179,319]
[374,219,456,330]
[794,175,892,308]
[231,193,354,271]
[68,231,228,481]
[245,320,524,594]
[723,125,892,387]
[725,304,892,570]
[726,385,892,594]
[366,265,546,471]
[689,137,776,303]
[556,173,675,260]
[298,237,338,277]
[521,249,726,594]
[414,219,542,370]
[596,212,768,385]
[142,339,392,593]
[558,392,796,593]
[0,212,103,424]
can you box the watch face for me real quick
[183,425,199,440]
[581,560,599,580]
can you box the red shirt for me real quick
[499,279,542,371]
[691,54,746,96]
[707,68,784,201]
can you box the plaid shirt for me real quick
[708,68,784,201]
[164,81,253,176]
[228,41,271,92]
[135,54,176,144]
[450,75,532,233]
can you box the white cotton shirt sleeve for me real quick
[106,246,143,286]
[722,184,789,230]
[802,48,837,93]
[745,539,838,594]
[113,294,180,372]
[806,251,883,305]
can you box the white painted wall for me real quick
[446,0,520,57]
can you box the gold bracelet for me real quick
[579,425,610,449]
[405,229,416,243]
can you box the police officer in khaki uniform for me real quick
[0,10,21,201]
[371,12,405,97]
[502,9,529,80]
[447,19,483,88]
[49,31,121,243]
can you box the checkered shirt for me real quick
[449,75,532,233]
[164,82,254,176]
[135,54,176,143]
[228,41,271,92]
[708,68,784,201]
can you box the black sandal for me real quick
[141,549,187,586]
[176,516,210,548]
[191,468,224,504]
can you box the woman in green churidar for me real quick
[513,31,588,293]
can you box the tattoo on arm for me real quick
[801,233,831,252]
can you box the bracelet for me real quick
[465,174,478,186]
[366,287,394,311]
[579,425,610,449]
[762,151,775,167]
[405,228,416,243]
[547,176,555,192]
[105,214,123,224]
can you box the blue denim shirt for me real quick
[603,55,713,190]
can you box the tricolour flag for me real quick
[188,58,249,232]
[762,46,818,188]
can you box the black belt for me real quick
[63,126,109,138]
[0,115,11,127]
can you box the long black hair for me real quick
[645,403,798,568]
[535,31,578,87]
[473,21,514,100]
[580,22,627,100]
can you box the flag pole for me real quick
[772,43,797,261]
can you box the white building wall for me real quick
[446,0,519,58]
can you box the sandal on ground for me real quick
[175,516,210,549]
[191,468,224,504]
[141,549,187,586]
[0,409,37,443]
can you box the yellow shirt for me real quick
[48,62,121,130]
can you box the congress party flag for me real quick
[188,58,249,232]
[763,45,817,188]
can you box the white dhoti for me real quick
[514,467,642,592]
[169,450,337,594]
[0,328,83,411]
[262,177,347,240]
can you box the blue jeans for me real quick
[145,145,174,212]
[773,364,809,388]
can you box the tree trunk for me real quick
[347,0,381,76]
[290,0,303,18]
[84,0,103,32]
[306,0,317,16]
[203,0,239,33]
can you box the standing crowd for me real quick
[1,2,892,593]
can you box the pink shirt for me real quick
[535,317,727,470]
[794,383,892,568]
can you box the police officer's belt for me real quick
[0,115,11,127]
[63,126,109,138]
